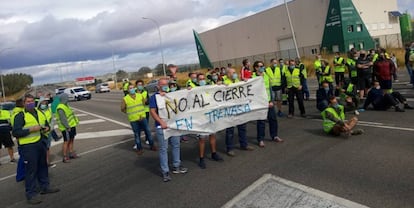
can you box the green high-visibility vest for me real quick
[56,104,79,131]
[320,66,334,83]
[321,106,345,133]
[223,76,240,85]
[186,79,197,88]
[18,110,46,145]
[285,68,301,88]
[334,57,345,72]
[139,90,150,113]
[314,60,322,72]
[346,58,357,78]
[123,94,145,122]
[11,107,24,127]
[265,66,283,87]
[253,73,270,101]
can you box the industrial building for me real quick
[199,0,405,67]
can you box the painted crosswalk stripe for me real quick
[223,174,370,208]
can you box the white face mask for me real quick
[375,86,381,90]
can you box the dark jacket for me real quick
[316,88,334,104]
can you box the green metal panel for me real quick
[321,0,375,53]
[400,13,413,44]
[193,30,213,69]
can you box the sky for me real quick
[0,0,413,85]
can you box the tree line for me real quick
[1,73,33,96]
[114,63,201,81]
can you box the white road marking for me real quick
[79,119,106,125]
[72,107,131,128]
[222,174,370,208]
[0,138,132,182]
[76,113,89,117]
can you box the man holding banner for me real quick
[193,73,223,169]
[223,68,254,156]
[150,78,188,182]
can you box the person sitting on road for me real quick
[316,81,334,112]
[321,96,363,137]
[362,81,413,112]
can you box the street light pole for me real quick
[111,47,118,89]
[0,47,13,102]
[142,17,166,77]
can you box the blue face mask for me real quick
[212,75,218,81]
[192,78,197,83]
[129,88,136,94]
[324,87,330,91]
[333,103,339,108]
[259,67,265,73]
[161,85,170,92]
[273,64,277,68]
[199,80,206,86]
[232,73,238,80]
[289,65,295,70]
[40,104,48,110]
[137,86,144,91]
[170,87,177,92]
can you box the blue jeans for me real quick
[130,119,154,150]
[156,128,181,174]
[301,79,310,99]
[406,63,414,84]
[257,107,278,142]
[225,123,247,151]
[20,141,49,200]
[16,147,25,182]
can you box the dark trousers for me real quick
[225,123,247,151]
[335,72,345,86]
[20,141,49,200]
[287,87,305,115]
[257,107,278,142]
[16,147,25,182]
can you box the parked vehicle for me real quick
[63,87,91,101]
[145,79,159,94]
[95,83,110,93]
[0,101,16,111]
[55,87,66,95]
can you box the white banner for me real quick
[155,77,269,139]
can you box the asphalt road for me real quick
[0,74,413,208]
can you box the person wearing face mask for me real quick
[122,84,157,156]
[136,80,150,122]
[149,78,187,182]
[333,52,346,88]
[253,61,283,147]
[314,54,323,86]
[223,68,254,156]
[362,81,412,112]
[56,93,80,163]
[346,51,359,86]
[316,81,334,112]
[265,58,286,117]
[296,58,309,101]
[12,94,60,204]
[241,59,252,81]
[373,52,395,92]
[208,72,221,85]
[356,50,373,99]
[319,60,334,89]
[284,60,306,118]
[186,72,198,89]
[37,97,56,168]
[321,96,363,137]
[193,73,223,169]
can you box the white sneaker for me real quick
[354,110,360,115]
[145,140,149,145]
[133,144,137,150]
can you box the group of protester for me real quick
[121,44,414,182]
[0,91,80,204]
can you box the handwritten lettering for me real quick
[175,116,193,130]
[204,104,251,123]
[214,85,254,102]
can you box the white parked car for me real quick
[63,86,92,101]
[95,83,110,93]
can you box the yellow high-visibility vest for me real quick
[18,110,46,145]
[123,94,145,122]
[56,104,79,131]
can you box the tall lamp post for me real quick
[0,47,13,102]
[142,17,166,77]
